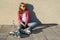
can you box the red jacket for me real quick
[18,10,29,24]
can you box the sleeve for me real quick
[26,10,29,24]
[18,11,22,23]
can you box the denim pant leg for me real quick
[16,24,22,33]
[27,22,37,31]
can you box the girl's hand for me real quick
[23,25,26,28]
[20,22,26,28]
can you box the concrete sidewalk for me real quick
[0,24,60,40]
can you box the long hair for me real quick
[19,2,26,14]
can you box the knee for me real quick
[32,22,37,26]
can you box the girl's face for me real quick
[20,4,26,11]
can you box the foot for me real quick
[23,28,31,35]
[9,31,15,35]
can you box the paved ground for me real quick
[0,24,60,40]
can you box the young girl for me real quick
[17,2,37,33]
[9,2,37,37]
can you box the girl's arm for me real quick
[25,10,29,25]
[18,12,26,28]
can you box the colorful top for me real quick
[18,10,29,24]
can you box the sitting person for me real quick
[9,2,37,37]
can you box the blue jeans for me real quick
[16,22,37,33]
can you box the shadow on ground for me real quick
[19,23,58,38]
[18,3,58,38]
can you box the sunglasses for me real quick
[22,6,25,7]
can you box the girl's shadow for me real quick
[20,3,42,38]
[20,3,58,38]
[26,4,42,25]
